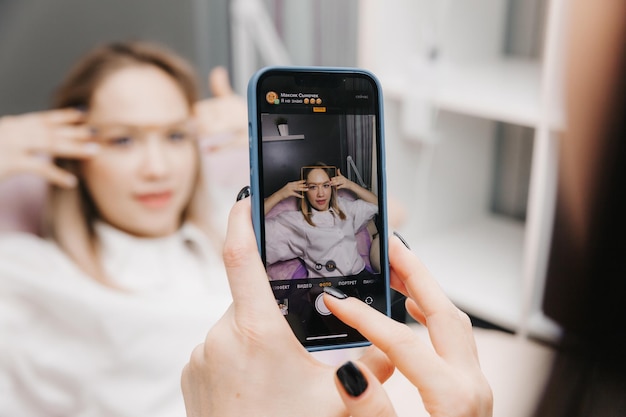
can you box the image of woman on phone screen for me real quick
[264,162,379,279]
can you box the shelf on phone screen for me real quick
[262,134,305,142]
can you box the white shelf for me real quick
[527,311,563,342]
[407,214,525,330]
[382,58,552,129]
[360,0,565,338]
[436,59,542,128]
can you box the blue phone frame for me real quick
[247,66,390,351]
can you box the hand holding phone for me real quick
[247,66,390,351]
[182,203,491,415]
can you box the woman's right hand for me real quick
[325,236,493,417]
[264,179,308,214]
[278,179,308,200]
[0,108,98,187]
[181,199,395,417]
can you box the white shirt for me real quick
[265,196,377,278]
[0,223,231,417]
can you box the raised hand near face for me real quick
[0,108,98,187]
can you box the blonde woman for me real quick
[0,41,233,417]
[264,163,379,279]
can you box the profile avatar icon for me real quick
[266,91,279,105]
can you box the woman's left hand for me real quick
[181,199,394,417]
[330,169,350,190]
[194,67,248,153]
[331,169,378,205]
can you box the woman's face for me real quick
[82,65,198,237]
[305,168,332,211]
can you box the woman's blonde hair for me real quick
[299,163,346,226]
[45,41,215,287]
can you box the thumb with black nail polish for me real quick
[336,361,368,397]
[334,360,398,416]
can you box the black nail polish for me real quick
[393,231,411,250]
[323,286,348,299]
[236,185,250,201]
[336,361,368,397]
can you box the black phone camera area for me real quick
[272,275,387,348]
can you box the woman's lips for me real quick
[316,199,327,206]
[135,191,173,208]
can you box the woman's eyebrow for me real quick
[91,118,191,130]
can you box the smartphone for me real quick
[247,66,390,351]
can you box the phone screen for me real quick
[248,67,390,350]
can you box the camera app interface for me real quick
[257,73,387,347]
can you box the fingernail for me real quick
[63,175,78,187]
[236,185,250,201]
[84,143,100,154]
[393,231,411,250]
[323,286,348,299]
[336,361,368,397]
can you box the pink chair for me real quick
[265,190,377,281]
[0,174,47,235]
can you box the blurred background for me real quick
[0,0,562,339]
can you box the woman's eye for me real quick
[308,185,317,191]
[107,136,133,147]
[167,130,190,142]
[323,183,331,189]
